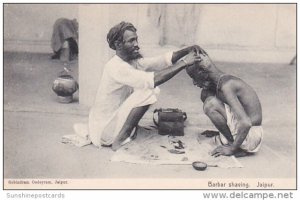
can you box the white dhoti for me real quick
[218,104,263,153]
[70,52,173,148]
[89,87,160,146]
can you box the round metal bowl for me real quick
[192,161,208,171]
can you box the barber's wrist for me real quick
[181,59,188,66]
[188,45,195,53]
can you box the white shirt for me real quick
[89,52,173,146]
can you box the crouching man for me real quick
[85,22,203,151]
[186,50,263,157]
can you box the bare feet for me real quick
[112,127,138,151]
[112,134,129,151]
[112,142,122,151]
[234,148,250,157]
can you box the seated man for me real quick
[186,50,263,157]
[51,18,79,61]
[82,21,203,151]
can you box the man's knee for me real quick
[132,87,160,106]
[203,97,223,115]
[151,87,160,97]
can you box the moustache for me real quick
[132,47,140,52]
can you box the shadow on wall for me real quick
[148,4,201,47]
[4,4,78,53]
[51,18,79,62]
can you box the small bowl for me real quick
[192,161,208,171]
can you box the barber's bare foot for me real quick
[112,133,130,151]
[112,141,122,151]
[112,127,138,151]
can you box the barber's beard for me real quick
[128,52,143,61]
[122,47,143,61]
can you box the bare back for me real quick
[217,75,262,126]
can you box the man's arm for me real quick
[154,52,201,87]
[138,45,206,72]
[211,84,252,157]
[222,85,252,151]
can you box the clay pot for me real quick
[52,75,78,103]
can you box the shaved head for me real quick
[186,54,215,90]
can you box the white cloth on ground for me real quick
[61,123,91,147]
[218,104,263,153]
[82,52,173,147]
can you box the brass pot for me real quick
[52,75,78,103]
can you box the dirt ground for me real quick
[3,52,296,182]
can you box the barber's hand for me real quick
[192,45,208,56]
[182,52,202,67]
[198,54,213,69]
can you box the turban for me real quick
[107,21,137,50]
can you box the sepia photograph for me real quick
[3,3,296,190]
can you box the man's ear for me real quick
[186,65,195,77]
[114,40,122,50]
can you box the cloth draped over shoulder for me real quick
[51,18,78,52]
